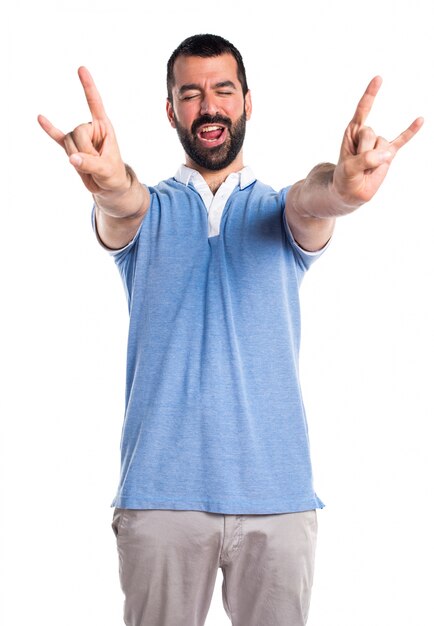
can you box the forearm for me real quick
[94,164,150,250]
[285,163,344,252]
[290,162,362,220]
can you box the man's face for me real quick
[167,53,252,172]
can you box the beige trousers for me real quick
[112,508,317,626]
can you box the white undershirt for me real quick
[174,164,256,237]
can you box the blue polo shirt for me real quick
[95,168,327,514]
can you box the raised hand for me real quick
[332,76,424,208]
[38,67,130,196]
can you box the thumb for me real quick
[70,154,84,167]
[69,152,107,177]
[346,149,393,175]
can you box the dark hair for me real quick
[166,34,249,103]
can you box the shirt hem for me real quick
[110,495,325,514]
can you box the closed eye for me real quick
[181,94,200,101]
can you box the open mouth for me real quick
[197,124,227,144]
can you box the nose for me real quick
[200,92,219,116]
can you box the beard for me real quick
[173,111,247,171]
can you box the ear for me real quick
[244,90,252,121]
[166,99,177,128]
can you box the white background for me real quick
[2,1,433,624]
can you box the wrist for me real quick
[293,163,336,219]
[94,163,134,200]
[93,163,148,220]
[329,175,364,214]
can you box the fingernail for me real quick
[70,154,83,166]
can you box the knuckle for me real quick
[364,150,378,168]
[359,126,375,139]
[376,136,388,148]
[71,124,85,140]
[63,133,76,155]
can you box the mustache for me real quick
[191,114,232,135]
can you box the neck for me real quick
[207,173,233,194]
[185,153,244,195]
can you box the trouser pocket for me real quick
[111,507,126,538]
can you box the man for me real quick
[38,34,423,626]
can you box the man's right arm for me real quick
[38,66,150,250]
[92,163,150,250]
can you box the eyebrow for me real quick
[178,80,237,95]
[214,81,237,90]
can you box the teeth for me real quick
[202,125,222,132]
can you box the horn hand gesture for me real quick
[333,76,423,208]
[38,67,130,196]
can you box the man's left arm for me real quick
[285,76,424,252]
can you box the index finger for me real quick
[78,66,107,121]
[351,75,383,126]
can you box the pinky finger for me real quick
[37,114,66,147]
